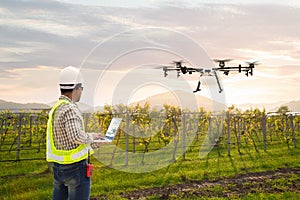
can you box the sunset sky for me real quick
[1,0,300,108]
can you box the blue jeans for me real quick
[52,160,91,200]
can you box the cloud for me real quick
[2,2,300,68]
[0,66,61,103]
[1,0,300,105]
[0,1,129,71]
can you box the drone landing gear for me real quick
[193,81,201,93]
[213,71,223,93]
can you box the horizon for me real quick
[0,89,298,113]
[1,0,300,107]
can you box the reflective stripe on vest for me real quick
[46,99,94,164]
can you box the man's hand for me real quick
[93,133,104,141]
[91,133,108,148]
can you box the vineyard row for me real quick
[0,107,299,164]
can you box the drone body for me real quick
[162,59,258,93]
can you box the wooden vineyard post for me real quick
[16,113,23,161]
[262,115,267,152]
[172,117,179,162]
[182,113,186,161]
[227,113,231,156]
[289,115,296,148]
[125,111,129,166]
[83,113,91,133]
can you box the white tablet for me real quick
[94,118,122,143]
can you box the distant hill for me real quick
[235,101,285,112]
[281,100,300,112]
[131,90,227,111]
[47,101,93,112]
[0,99,50,111]
[132,91,300,112]
[235,100,300,112]
[1,97,299,113]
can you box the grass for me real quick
[0,138,299,199]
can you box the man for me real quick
[46,66,102,200]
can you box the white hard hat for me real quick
[59,66,83,89]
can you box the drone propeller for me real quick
[245,60,259,64]
[172,60,185,64]
[213,59,233,63]
[171,60,185,67]
[243,61,258,76]
[153,65,173,69]
[245,61,259,67]
[213,59,233,67]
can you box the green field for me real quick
[0,140,299,199]
[1,107,300,199]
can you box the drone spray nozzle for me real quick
[224,71,229,76]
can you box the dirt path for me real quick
[116,168,300,199]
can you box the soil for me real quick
[92,167,300,200]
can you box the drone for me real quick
[161,59,258,93]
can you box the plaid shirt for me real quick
[52,95,94,150]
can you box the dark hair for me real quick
[60,83,82,94]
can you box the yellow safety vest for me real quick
[46,99,94,164]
